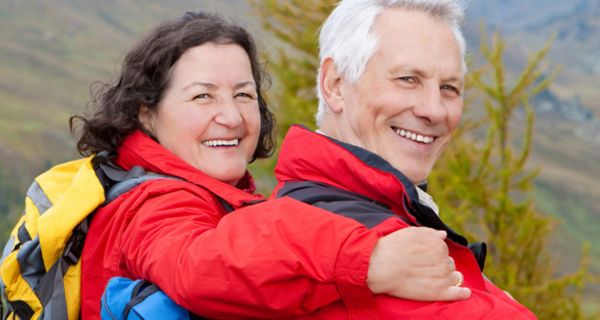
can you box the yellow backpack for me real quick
[0,153,174,320]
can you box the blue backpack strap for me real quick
[102,277,135,320]
[101,277,193,320]
[123,281,159,319]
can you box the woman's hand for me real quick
[366,227,471,301]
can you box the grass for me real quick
[534,180,600,308]
[535,182,600,263]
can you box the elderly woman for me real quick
[75,11,474,320]
[74,11,276,319]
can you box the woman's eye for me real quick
[193,93,211,100]
[235,92,256,100]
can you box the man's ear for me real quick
[138,105,156,136]
[320,57,344,113]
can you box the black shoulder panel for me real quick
[276,181,415,229]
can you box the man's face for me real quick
[331,8,464,183]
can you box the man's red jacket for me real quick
[271,125,537,319]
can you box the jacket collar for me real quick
[115,130,263,207]
[275,125,420,212]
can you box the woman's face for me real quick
[140,43,261,185]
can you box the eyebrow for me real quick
[389,65,463,86]
[234,81,257,90]
[442,76,464,87]
[183,81,256,91]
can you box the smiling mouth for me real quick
[202,138,240,147]
[391,126,435,144]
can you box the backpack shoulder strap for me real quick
[101,277,194,320]
[103,166,181,204]
[93,152,182,204]
[122,281,160,319]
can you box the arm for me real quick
[120,185,379,318]
[372,288,537,319]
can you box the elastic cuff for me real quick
[333,230,379,319]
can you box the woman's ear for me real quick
[138,105,156,136]
[319,57,345,113]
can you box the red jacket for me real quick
[80,130,381,319]
[272,125,537,319]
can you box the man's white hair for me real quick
[315,0,467,126]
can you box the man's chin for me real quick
[390,164,430,185]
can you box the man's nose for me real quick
[214,98,243,128]
[412,86,447,125]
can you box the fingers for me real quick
[408,226,447,240]
[437,285,472,301]
[448,257,455,270]
[452,271,464,288]
[434,271,470,301]
[385,271,471,301]
[428,271,469,301]
[435,230,448,240]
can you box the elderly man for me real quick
[272,0,536,318]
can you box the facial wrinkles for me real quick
[380,43,460,136]
[342,77,387,156]
[340,83,369,149]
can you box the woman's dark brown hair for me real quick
[70,11,274,161]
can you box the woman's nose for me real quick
[214,98,243,128]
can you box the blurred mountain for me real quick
[0,0,598,304]
[467,0,600,109]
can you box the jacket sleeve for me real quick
[370,288,537,320]
[118,183,379,319]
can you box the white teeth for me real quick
[202,139,240,147]
[393,127,434,144]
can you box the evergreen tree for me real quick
[248,0,335,192]
[249,1,594,318]
[252,0,331,136]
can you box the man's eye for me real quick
[398,76,418,83]
[441,85,461,96]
